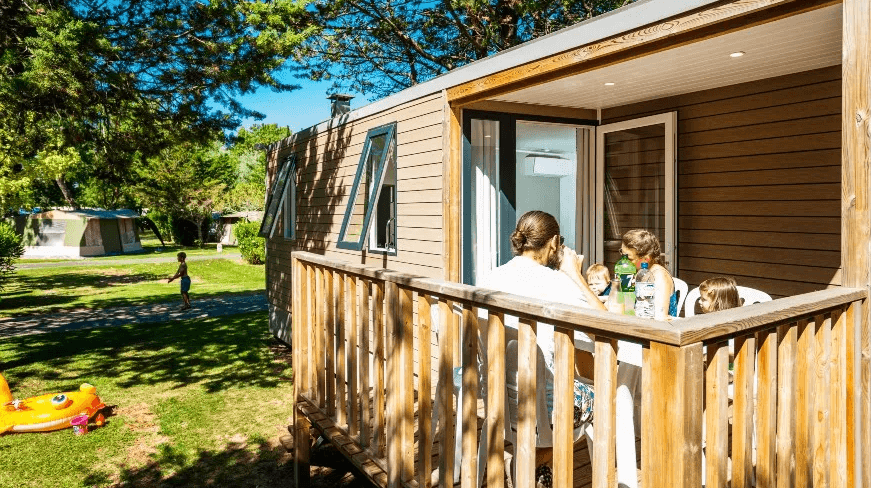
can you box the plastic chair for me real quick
[673,277,688,316]
[683,285,773,317]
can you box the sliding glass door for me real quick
[595,112,677,273]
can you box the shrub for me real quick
[235,220,265,264]
[0,221,24,290]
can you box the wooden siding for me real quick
[602,65,842,300]
[266,93,446,312]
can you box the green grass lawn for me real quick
[0,312,294,488]
[1,259,265,317]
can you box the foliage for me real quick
[234,220,266,264]
[0,312,294,488]
[296,0,637,98]
[3,258,265,317]
[133,141,233,247]
[0,221,24,289]
[219,124,292,214]
[0,0,314,210]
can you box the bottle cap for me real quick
[641,262,649,269]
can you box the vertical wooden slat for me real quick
[307,264,316,398]
[336,271,347,428]
[845,301,860,488]
[705,340,729,488]
[486,311,506,488]
[292,257,310,488]
[813,313,832,488]
[830,307,847,488]
[553,327,575,488]
[460,304,479,488]
[372,281,386,458]
[417,294,433,488]
[438,298,456,488]
[642,341,704,488]
[386,281,400,488]
[315,266,325,408]
[325,269,336,418]
[593,337,617,488]
[399,285,415,483]
[776,324,797,488]
[732,333,757,488]
[360,278,371,448]
[516,318,537,488]
[347,274,359,439]
[443,101,461,284]
[795,319,814,488]
[298,262,310,396]
[756,329,778,488]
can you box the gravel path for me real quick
[16,253,242,269]
[0,293,267,339]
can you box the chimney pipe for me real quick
[328,94,354,118]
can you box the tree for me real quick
[219,124,291,213]
[134,140,233,246]
[0,0,314,211]
[0,221,24,291]
[295,0,637,98]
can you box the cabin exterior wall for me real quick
[602,65,842,300]
[265,92,447,329]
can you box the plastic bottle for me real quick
[614,255,636,315]
[604,278,623,314]
[635,262,656,319]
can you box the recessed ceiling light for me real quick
[604,82,616,86]
[730,51,745,58]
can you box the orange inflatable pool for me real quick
[1,373,105,434]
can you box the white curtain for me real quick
[470,119,500,286]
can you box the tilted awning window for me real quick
[259,154,297,238]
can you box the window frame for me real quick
[258,153,297,238]
[336,123,397,252]
[282,154,298,240]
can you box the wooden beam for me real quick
[442,94,461,283]
[447,0,839,106]
[841,0,871,485]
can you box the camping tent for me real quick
[13,209,142,258]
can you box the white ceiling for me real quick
[490,4,842,110]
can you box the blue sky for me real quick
[231,76,367,135]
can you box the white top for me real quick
[478,256,595,374]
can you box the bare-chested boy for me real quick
[168,252,191,310]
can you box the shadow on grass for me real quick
[81,436,376,488]
[0,312,284,393]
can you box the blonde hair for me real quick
[621,229,667,267]
[586,263,610,282]
[699,277,741,313]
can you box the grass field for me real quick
[1,259,265,317]
[0,312,295,488]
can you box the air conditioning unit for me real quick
[523,156,573,177]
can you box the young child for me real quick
[586,263,611,298]
[168,252,192,310]
[698,276,741,313]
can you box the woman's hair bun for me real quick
[509,229,527,249]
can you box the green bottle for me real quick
[614,255,637,315]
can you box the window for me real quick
[259,154,296,238]
[337,123,397,253]
[283,155,298,240]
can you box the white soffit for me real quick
[490,4,842,110]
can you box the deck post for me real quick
[841,0,871,485]
[641,341,703,488]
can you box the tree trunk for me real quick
[55,177,77,208]
[196,217,204,248]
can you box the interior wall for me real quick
[602,65,841,299]
[265,92,446,313]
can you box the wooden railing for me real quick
[289,251,866,488]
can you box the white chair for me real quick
[673,277,689,316]
[683,285,772,317]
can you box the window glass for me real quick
[337,123,397,251]
[283,156,297,240]
[259,154,296,238]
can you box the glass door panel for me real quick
[595,113,676,273]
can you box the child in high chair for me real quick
[698,276,741,313]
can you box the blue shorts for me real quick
[180,276,191,293]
